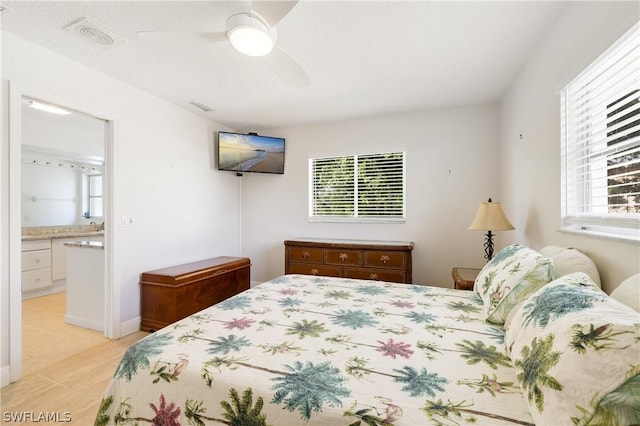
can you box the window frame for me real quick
[83,173,103,219]
[308,151,406,223]
[560,23,640,243]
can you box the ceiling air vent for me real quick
[186,100,215,113]
[64,17,126,48]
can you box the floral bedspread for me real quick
[96,274,534,425]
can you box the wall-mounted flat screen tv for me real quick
[217,132,285,174]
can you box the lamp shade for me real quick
[468,200,515,231]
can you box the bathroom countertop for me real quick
[21,225,104,241]
[22,231,104,241]
[63,240,104,249]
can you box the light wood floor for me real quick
[1,292,148,425]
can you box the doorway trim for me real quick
[8,82,119,383]
[104,120,120,339]
[8,82,23,383]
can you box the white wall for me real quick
[242,103,501,286]
[499,1,640,294]
[1,33,242,381]
[21,163,80,226]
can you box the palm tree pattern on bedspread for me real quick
[98,274,610,425]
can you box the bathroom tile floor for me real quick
[1,292,147,425]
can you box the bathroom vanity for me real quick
[21,225,104,299]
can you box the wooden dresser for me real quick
[140,256,250,332]
[284,239,414,283]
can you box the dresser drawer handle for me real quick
[369,273,379,280]
[302,251,310,259]
[380,255,390,264]
[339,253,348,261]
[310,268,319,275]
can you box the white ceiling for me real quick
[1,1,567,132]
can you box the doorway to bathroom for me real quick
[9,95,113,381]
[21,95,106,294]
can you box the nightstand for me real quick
[452,267,481,291]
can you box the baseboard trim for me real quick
[120,316,141,337]
[64,314,103,332]
[22,285,66,300]
[1,365,11,388]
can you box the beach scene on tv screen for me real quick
[219,133,284,173]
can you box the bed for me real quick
[96,245,639,426]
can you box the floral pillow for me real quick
[505,273,640,426]
[474,244,554,324]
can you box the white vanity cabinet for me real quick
[21,227,105,299]
[21,239,52,292]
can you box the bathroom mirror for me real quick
[21,97,106,227]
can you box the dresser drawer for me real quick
[284,239,413,284]
[344,267,406,283]
[288,262,342,277]
[22,239,51,251]
[364,250,406,269]
[22,268,52,292]
[22,249,51,271]
[287,246,323,263]
[325,249,362,266]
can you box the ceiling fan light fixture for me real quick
[227,14,275,57]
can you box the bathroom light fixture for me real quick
[468,198,515,261]
[29,101,71,115]
[226,13,275,57]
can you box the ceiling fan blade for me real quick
[264,45,311,87]
[250,0,299,27]
[137,31,227,43]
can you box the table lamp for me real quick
[468,198,515,261]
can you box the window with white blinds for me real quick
[561,23,640,240]
[309,152,405,222]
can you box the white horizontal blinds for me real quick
[607,90,640,212]
[357,152,404,217]
[311,156,355,216]
[310,152,405,219]
[562,24,640,217]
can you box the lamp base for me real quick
[483,230,495,261]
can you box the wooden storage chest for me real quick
[140,256,250,332]
[285,239,414,283]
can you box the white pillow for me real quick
[538,245,601,287]
[610,273,640,312]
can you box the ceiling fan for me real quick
[137,0,311,87]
